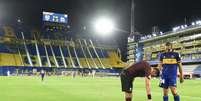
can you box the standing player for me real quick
[120,60,160,101]
[7,70,10,76]
[158,42,184,101]
[92,69,96,78]
[40,69,45,82]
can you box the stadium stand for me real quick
[128,22,201,79]
[0,26,125,76]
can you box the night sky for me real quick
[0,0,201,61]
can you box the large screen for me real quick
[43,11,68,24]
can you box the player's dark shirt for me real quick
[124,61,151,78]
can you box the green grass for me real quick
[0,76,201,101]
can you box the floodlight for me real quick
[94,18,115,36]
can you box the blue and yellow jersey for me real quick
[160,52,181,78]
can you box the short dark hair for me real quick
[165,42,172,46]
[153,67,160,77]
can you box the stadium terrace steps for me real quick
[0,26,124,69]
[0,42,123,68]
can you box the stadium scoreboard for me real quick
[43,11,68,24]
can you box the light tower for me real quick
[127,0,143,63]
[127,0,136,63]
[130,0,135,35]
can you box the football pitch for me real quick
[0,76,201,101]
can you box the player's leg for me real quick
[169,77,180,101]
[163,88,169,101]
[41,75,43,81]
[125,92,132,101]
[41,74,44,81]
[120,71,134,101]
[124,80,133,101]
[170,87,180,101]
[160,77,169,101]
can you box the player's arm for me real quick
[158,62,163,71]
[178,62,184,83]
[177,53,184,83]
[145,76,152,101]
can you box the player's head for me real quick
[165,42,173,52]
[151,67,160,77]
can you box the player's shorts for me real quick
[159,76,177,89]
[120,70,134,93]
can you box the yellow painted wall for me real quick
[108,51,126,68]
[0,52,125,68]
[0,53,23,66]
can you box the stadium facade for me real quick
[128,22,201,78]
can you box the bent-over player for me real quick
[120,60,160,101]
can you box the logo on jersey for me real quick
[162,59,177,64]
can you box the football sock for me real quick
[126,97,131,101]
[163,96,168,101]
[174,95,180,101]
